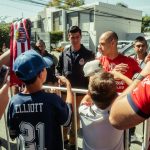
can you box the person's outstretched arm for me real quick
[57,76,73,127]
[0,80,9,119]
[0,50,10,68]
[110,70,132,85]
[109,61,150,130]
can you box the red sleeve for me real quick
[127,75,150,118]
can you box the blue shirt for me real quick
[7,90,72,150]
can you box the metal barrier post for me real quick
[4,113,11,150]
[73,93,78,150]
[59,90,64,150]
[124,129,129,150]
[142,119,150,150]
[16,138,20,150]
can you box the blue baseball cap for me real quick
[13,50,48,81]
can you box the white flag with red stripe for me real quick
[10,18,31,86]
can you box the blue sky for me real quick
[0,0,150,22]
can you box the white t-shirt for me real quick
[79,104,124,150]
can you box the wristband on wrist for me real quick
[134,73,145,81]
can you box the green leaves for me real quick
[0,23,10,52]
[50,31,63,44]
[142,15,150,32]
[47,0,84,9]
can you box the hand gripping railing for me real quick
[43,85,88,150]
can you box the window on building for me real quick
[67,12,79,27]
[90,10,94,22]
[53,11,62,31]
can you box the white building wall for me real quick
[80,13,90,31]
[94,3,142,50]
[45,8,52,32]
[80,13,96,51]
[95,3,142,39]
[31,2,142,52]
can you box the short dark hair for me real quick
[23,76,37,85]
[68,26,81,35]
[15,70,42,85]
[134,36,148,47]
[88,72,117,109]
[36,39,45,46]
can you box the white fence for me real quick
[0,85,149,150]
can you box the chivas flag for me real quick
[10,18,31,86]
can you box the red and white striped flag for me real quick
[10,18,31,86]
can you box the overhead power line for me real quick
[10,0,48,6]
[0,2,37,11]
[9,0,142,22]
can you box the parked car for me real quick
[117,40,133,50]
[118,38,150,56]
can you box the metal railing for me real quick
[142,120,150,150]
[1,85,149,150]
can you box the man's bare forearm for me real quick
[66,81,73,104]
[0,82,9,119]
[117,61,150,100]
[0,50,10,68]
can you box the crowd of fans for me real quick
[0,26,150,150]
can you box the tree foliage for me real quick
[48,0,61,8]
[50,31,63,45]
[116,2,128,8]
[48,0,84,9]
[0,23,10,51]
[142,15,150,32]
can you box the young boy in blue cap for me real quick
[7,50,73,150]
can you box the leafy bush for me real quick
[50,31,63,45]
[142,15,150,32]
[0,23,10,51]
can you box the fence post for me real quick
[4,113,11,150]
[124,129,130,150]
[73,93,78,150]
[142,119,150,150]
